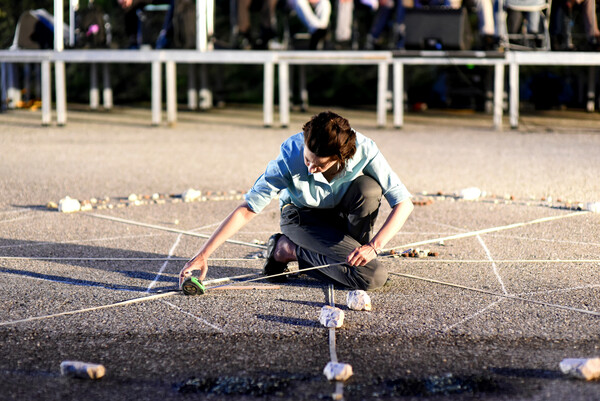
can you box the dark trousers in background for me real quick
[280,175,388,290]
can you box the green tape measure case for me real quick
[182,277,206,296]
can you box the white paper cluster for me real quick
[346,290,372,311]
[323,362,353,381]
[58,196,81,213]
[586,202,600,213]
[181,188,202,203]
[457,187,482,200]
[560,358,600,380]
[319,305,345,328]
[60,360,106,379]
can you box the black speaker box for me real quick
[405,8,473,50]
[16,10,55,49]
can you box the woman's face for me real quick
[303,147,337,175]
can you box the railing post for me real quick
[41,60,51,126]
[263,60,274,127]
[279,61,290,128]
[493,62,504,131]
[509,55,519,129]
[152,61,162,126]
[188,64,197,110]
[166,60,177,126]
[90,63,99,110]
[393,60,404,129]
[102,64,113,109]
[377,61,388,128]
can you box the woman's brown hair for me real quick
[303,111,357,164]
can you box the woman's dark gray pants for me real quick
[279,175,388,290]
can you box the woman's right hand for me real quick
[179,254,208,288]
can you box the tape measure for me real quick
[182,277,206,296]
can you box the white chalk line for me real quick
[0,291,178,327]
[483,233,600,248]
[519,283,600,297]
[0,232,167,249]
[0,209,31,216]
[88,213,267,249]
[0,275,249,327]
[389,272,600,317]
[0,214,37,224]
[384,259,600,264]
[444,283,600,332]
[0,256,263,262]
[384,210,589,253]
[146,234,182,293]
[410,216,469,233]
[442,300,504,333]
[325,284,346,400]
[161,300,224,332]
[0,268,144,293]
[476,234,508,295]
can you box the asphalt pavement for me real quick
[1,106,599,400]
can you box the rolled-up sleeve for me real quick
[363,144,411,207]
[244,153,291,214]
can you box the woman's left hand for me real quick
[347,244,378,266]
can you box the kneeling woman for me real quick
[179,111,413,291]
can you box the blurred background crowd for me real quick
[1,0,598,112]
[2,0,599,52]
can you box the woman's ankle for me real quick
[274,235,297,263]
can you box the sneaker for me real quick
[263,233,289,283]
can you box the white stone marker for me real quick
[323,362,353,381]
[319,305,344,328]
[346,290,372,311]
[58,196,81,213]
[60,361,106,379]
[559,358,600,380]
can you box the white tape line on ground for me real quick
[519,283,600,297]
[146,234,182,293]
[0,291,179,327]
[162,300,224,332]
[390,272,600,317]
[385,259,600,264]
[0,233,165,249]
[443,300,504,333]
[88,213,267,250]
[0,214,37,224]
[0,275,248,327]
[476,234,508,295]
[384,211,589,253]
[0,256,263,262]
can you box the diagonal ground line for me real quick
[0,291,179,327]
[389,272,600,317]
[162,300,224,332]
[477,234,508,295]
[485,233,600,248]
[325,284,345,401]
[146,234,182,293]
[381,259,600,264]
[519,283,600,297]
[0,256,262,262]
[0,275,252,327]
[384,210,589,253]
[88,213,267,249]
[0,214,37,224]
[443,300,503,333]
[0,233,165,249]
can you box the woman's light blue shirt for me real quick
[244,131,411,213]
